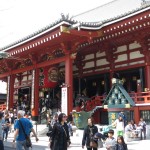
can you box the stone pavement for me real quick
[4,130,150,150]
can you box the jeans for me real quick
[0,140,4,150]
[16,140,29,150]
[3,127,9,140]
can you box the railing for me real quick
[1,92,150,112]
[129,91,150,104]
[75,91,150,112]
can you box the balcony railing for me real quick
[0,92,150,112]
[129,91,150,104]
[75,91,150,112]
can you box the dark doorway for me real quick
[100,111,108,125]
[18,87,31,113]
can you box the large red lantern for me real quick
[40,67,58,88]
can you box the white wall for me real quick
[0,80,7,94]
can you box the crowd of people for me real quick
[0,108,147,150]
[0,109,38,150]
[81,117,128,150]
[81,112,147,150]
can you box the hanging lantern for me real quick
[112,93,117,99]
[115,98,120,105]
[42,67,59,88]
[121,98,127,104]
[118,93,122,99]
[108,98,114,105]
[114,88,119,94]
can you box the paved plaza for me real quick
[4,129,150,150]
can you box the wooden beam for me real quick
[0,56,67,79]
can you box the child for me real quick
[105,129,116,150]
[115,135,128,150]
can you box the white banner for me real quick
[31,70,35,109]
[61,87,68,115]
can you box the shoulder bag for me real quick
[62,125,71,147]
[89,127,98,148]
[18,120,32,148]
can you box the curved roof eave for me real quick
[1,21,71,52]
[79,6,150,30]
[1,4,149,52]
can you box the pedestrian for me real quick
[82,117,98,150]
[94,132,106,148]
[118,111,126,126]
[13,110,39,150]
[124,121,133,138]
[112,116,124,136]
[51,113,58,127]
[115,135,128,150]
[3,113,11,141]
[105,129,116,150]
[0,112,4,150]
[138,118,146,140]
[67,121,73,136]
[50,113,71,150]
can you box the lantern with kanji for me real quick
[41,67,58,88]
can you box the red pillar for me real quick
[134,107,140,124]
[145,65,150,91]
[9,75,15,110]
[31,69,39,121]
[65,54,73,115]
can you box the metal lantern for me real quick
[115,98,120,104]
[121,98,127,104]
[108,98,114,105]
[112,93,117,99]
[114,87,119,94]
[118,93,122,99]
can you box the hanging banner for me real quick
[6,76,10,110]
[31,70,35,109]
[61,87,68,115]
[40,67,58,88]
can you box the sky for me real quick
[0,0,113,49]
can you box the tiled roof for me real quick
[1,0,150,51]
[72,0,148,23]
[0,94,6,100]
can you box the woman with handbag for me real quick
[82,117,98,150]
[50,113,71,150]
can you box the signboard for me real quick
[61,87,68,115]
[31,70,35,109]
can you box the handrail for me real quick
[75,91,150,112]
